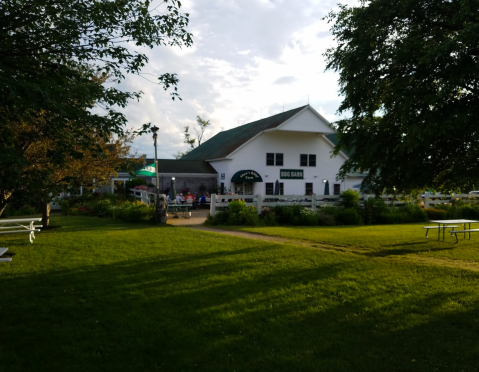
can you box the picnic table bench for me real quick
[0,217,42,243]
[423,225,459,239]
[0,247,12,262]
[451,229,479,244]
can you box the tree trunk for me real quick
[42,202,50,228]
[0,190,13,217]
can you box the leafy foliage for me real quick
[0,0,192,214]
[340,189,360,209]
[182,115,212,151]
[324,0,479,193]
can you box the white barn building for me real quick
[182,105,364,196]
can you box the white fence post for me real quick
[256,194,263,215]
[425,192,430,209]
[311,194,317,210]
[210,194,216,217]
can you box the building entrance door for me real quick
[234,183,253,195]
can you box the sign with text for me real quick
[280,169,304,179]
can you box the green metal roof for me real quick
[182,105,308,161]
[156,159,217,174]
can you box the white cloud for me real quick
[118,0,357,158]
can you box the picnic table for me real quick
[0,217,42,243]
[427,219,479,242]
[167,204,192,218]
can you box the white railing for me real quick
[130,189,167,205]
[210,194,341,216]
[209,193,479,216]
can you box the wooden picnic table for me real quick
[0,217,42,244]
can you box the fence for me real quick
[130,189,479,217]
[208,193,479,217]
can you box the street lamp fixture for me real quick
[322,179,327,183]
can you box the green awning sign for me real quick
[280,169,304,179]
[231,170,263,183]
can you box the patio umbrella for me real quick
[274,180,280,195]
[169,178,177,204]
[324,180,330,195]
[134,163,157,177]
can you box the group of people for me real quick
[166,192,210,209]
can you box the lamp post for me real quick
[151,126,164,224]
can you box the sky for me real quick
[119,0,355,159]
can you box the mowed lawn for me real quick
[1,216,479,372]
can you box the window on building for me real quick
[265,183,274,195]
[300,154,308,166]
[266,153,284,166]
[299,154,316,167]
[265,182,284,195]
[266,153,275,166]
[275,153,283,166]
[305,183,313,195]
[334,184,341,195]
[300,154,316,166]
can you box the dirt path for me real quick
[186,225,479,272]
[186,226,292,243]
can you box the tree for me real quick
[183,115,211,149]
[324,0,479,194]
[0,0,192,209]
[6,125,141,226]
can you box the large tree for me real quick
[0,0,192,207]
[324,0,479,194]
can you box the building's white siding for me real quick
[276,108,335,134]
[210,128,361,195]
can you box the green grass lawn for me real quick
[1,216,479,371]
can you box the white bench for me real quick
[0,247,12,262]
[451,229,479,243]
[0,218,42,244]
[423,225,459,239]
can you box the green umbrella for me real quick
[135,163,157,177]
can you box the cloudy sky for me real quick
[120,0,355,159]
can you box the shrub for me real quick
[300,208,319,226]
[15,205,38,216]
[60,200,70,215]
[92,200,113,218]
[362,197,388,224]
[259,208,277,226]
[227,200,259,226]
[458,204,479,219]
[402,203,428,222]
[117,201,154,223]
[205,209,231,225]
[317,213,336,226]
[205,200,259,226]
[426,208,447,220]
[340,189,360,208]
[272,205,303,225]
[336,208,363,225]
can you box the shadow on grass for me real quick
[2,243,479,372]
